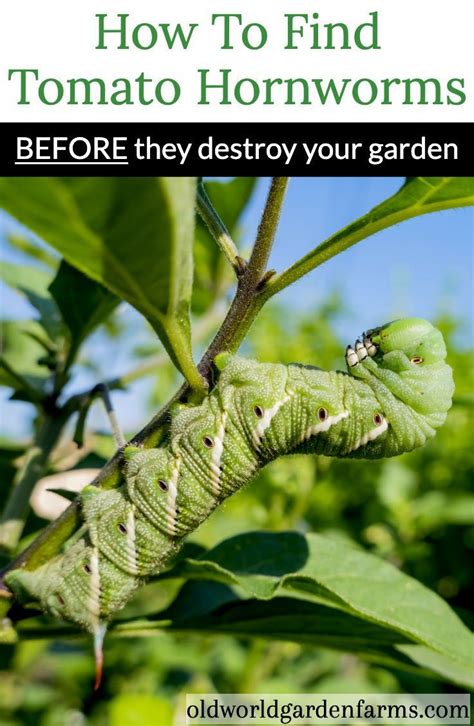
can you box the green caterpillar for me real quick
[5,318,454,683]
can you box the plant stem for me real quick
[247,177,288,284]
[1,177,290,581]
[197,177,289,377]
[197,180,245,275]
[0,413,68,554]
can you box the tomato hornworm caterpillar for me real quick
[5,318,454,685]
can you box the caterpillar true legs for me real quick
[5,318,454,687]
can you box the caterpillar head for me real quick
[366,318,448,368]
[357,318,454,428]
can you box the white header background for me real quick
[1,0,473,122]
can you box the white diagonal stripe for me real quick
[126,507,138,575]
[210,410,227,496]
[166,455,180,535]
[301,410,349,441]
[252,395,291,448]
[349,417,389,452]
[88,548,101,621]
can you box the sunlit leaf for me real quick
[269,177,474,295]
[108,693,173,726]
[0,320,50,397]
[162,531,474,687]
[7,234,58,269]
[0,177,203,390]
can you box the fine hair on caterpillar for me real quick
[5,317,454,687]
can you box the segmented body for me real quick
[6,318,454,635]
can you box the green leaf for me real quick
[49,260,118,360]
[0,177,204,391]
[0,261,62,340]
[162,592,436,678]
[398,644,474,691]
[204,177,257,232]
[0,619,17,644]
[0,320,50,397]
[111,580,471,688]
[7,234,58,269]
[0,441,26,510]
[108,694,173,726]
[267,177,474,296]
[163,531,474,686]
[160,584,408,649]
[158,580,239,622]
[398,176,474,208]
[193,177,256,313]
[413,491,474,529]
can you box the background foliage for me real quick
[0,177,473,725]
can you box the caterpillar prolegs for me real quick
[5,318,454,684]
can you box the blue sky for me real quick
[241,178,473,337]
[1,177,473,439]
